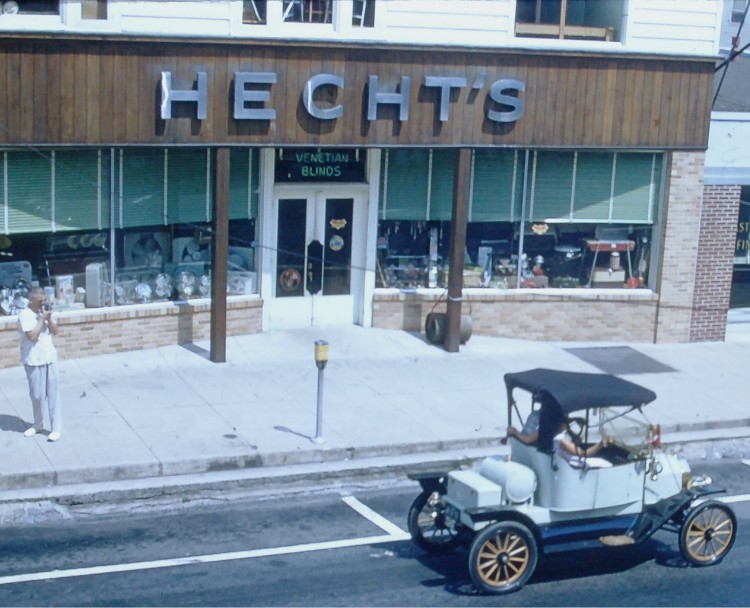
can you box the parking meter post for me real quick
[312,340,328,444]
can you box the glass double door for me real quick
[269,188,364,327]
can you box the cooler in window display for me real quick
[85,262,109,308]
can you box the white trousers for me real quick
[24,363,62,433]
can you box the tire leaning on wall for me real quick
[424,312,472,345]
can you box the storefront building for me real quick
[0,1,723,368]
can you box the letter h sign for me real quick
[160,71,208,120]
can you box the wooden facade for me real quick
[0,35,714,150]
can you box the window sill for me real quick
[515,23,614,42]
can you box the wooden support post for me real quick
[210,147,230,363]
[445,148,471,353]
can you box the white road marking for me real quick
[0,533,406,587]
[718,493,750,504]
[341,495,410,537]
[0,491,745,588]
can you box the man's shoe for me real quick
[23,427,41,437]
[48,431,61,442]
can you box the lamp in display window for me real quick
[154,273,172,300]
[175,270,196,299]
[198,273,211,297]
[135,281,153,303]
[114,281,137,305]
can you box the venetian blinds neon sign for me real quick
[160,71,525,124]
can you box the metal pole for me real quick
[313,366,325,443]
[312,339,328,444]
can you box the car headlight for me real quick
[682,473,712,489]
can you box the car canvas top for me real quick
[504,368,657,412]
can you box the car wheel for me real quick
[469,520,538,595]
[678,500,737,567]
[407,490,461,553]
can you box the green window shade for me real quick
[379,149,429,220]
[55,149,107,231]
[229,148,259,220]
[429,149,455,221]
[530,151,574,221]
[120,149,164,228]
[7,151,52,233]
[573,152,613,221]
[167,148,208,224]
[612,154,656,222]
[471,149,518,222]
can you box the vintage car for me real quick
[407,368,737,595]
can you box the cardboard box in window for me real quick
[592,268,625,288]
[54,273,86,309]
[228,271,256,295]
[444,267,484,288]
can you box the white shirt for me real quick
[18,307,57,366]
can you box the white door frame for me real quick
[263,183,369,329]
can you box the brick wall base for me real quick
[0,296,263,371]
[373,289,659,343]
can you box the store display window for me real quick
[0,147,259,315]
[377,148,661,290]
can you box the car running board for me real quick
[599,534,636,546]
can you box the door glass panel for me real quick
[323,198,353,296]
[277,198,306,298]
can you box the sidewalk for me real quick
[1,318,749,504]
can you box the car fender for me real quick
[465,507,544,551]
[408,472,449,494]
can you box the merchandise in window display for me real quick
[175,270,197,299]
[0,278,30,315]
[376,219,653,290]
[154,273,173,300]
[198,273,211,297]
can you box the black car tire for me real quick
[468,520,538,595]
[678,500,737,566]
[407,489,461,553]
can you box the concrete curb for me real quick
[1,426,748,511]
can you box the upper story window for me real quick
[515,0,621,42]
[732,0,747,23]
[352,0,374,27]
[244,0,267,24]
[1,0,58,13]
[282,0,331,24]
[81,0,106,20]
[243,0,374,27]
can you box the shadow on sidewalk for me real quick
[0,414,28,433]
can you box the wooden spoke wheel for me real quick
[679,500,737,567]
[469,521,538,595]
[407,490,461,553]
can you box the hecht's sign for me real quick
[160,71,525,124]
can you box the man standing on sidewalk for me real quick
[18,286,62,442]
